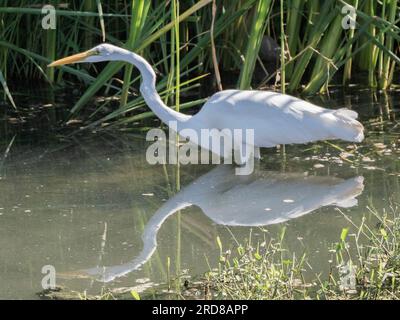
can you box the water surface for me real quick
[0,88,399,299]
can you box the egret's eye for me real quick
[88,49,101,56]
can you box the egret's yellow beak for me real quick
[48,50,95,67]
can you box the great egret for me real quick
[49,44,364,159]
[69,165,364,282]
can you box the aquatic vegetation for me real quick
[205,205,400,300]
[41,203,400,300]
[0,1,399,128]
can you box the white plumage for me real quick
[192,89,364,147]
[49,44,365,157]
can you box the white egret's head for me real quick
[48,44,127,67]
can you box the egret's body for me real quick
[49,44,364,156]
[192,89,363,147]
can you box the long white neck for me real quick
[121,51,191,125]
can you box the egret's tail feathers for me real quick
[345,121,364,142]
[334,108,358,120]
[330,108,364,143]
[353,126,364,142]
[335,198,358,208]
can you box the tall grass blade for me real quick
[0,69,17,110]
[238,0,272,89]
[96,0,106,42]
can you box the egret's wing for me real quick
[194,90,330,147]
[194,90,363,146]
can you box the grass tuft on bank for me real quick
[205,205,400,300]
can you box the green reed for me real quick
[0,0,399,126]
[238,0,272,89]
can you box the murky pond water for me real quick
[0,88,399,299]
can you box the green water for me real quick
[0,88,399,299]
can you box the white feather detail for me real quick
[334,108,359,120]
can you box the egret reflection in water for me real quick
[73,165,364,282]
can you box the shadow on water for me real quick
[0,87,400,298]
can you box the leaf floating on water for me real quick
[362,157,375,163]
[383,150,392,155]
[136,278,150,284]
[8,117,25,124]
[373,143,386,149]
[340,152,354,159]
[66,119,83,126]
